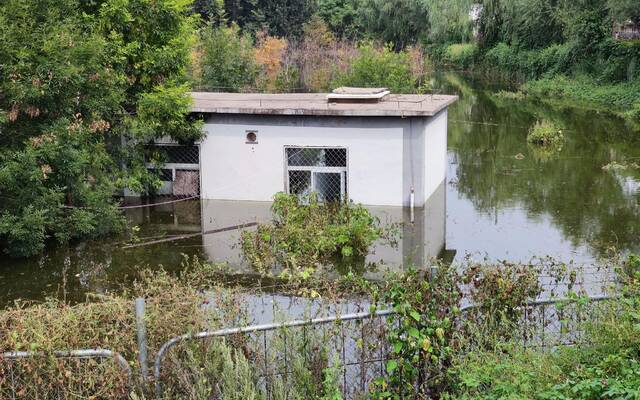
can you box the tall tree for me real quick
[358,0,429,49]
[258,0,316,38]
[0,0,202,257]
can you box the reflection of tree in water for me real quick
[437,72,640,257]
[0,200,207,305]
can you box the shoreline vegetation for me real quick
[1,253,638,398]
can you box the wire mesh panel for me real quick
[285,147,347,202]
[154,294,619,399]
[0,354,131,400]
[145,144,201,196]
[154,311,394,400]
[146,144,200,165]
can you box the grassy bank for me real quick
[432,41,640,127]
[522,75,640,121]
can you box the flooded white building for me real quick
[192,88,457,207]
[181,88,458,269]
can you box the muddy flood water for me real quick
[1,72,639,306]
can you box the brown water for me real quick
[1,72,638,306]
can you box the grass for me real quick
[0,253,637,399]
[523,75,640,122]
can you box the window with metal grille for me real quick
[285,147,347,202]
[145,145,199,165]
[148,168,174,182]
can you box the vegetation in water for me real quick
[526,120,564,147]
[240,193,395,277]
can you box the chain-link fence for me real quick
[145,144,200,196]
[0,292,620,399]
[153,294,617,399]
[0,350,132,399]
[285,147,347,203]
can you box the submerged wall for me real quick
[199,112,448,207]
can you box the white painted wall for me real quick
[424,110,448,202]
[199,112,448,207]
[200,115,406,206]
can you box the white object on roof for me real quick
[326,87,391,102]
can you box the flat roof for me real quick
[190,92,458,117]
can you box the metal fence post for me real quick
[429,265,438,282]
[135,298,149,382]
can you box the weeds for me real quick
[527,119,564,147]
[240,193,396,277]
[0,254,633,399]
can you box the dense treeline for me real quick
[190,0,640,113]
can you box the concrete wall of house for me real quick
[424,110,448,203]
[199,185,445,276]
[199,112,448,207]
[199,114,406,206]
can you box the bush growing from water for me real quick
[240,192,390,276]
[526,119,564,147]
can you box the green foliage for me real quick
[448,255,640,400]
[133,84,204,142]
[0,0,202,257]
[461,262,543,348]
[257,0,316,38]
[240,193,386,276]
[443,43,479,69]
[523,75,640,115]
[482,42,575,80]
[318,0,361,39]
[526,119,564,147]
[197,23,258,91]
[502,0,564,50]
[368,268,462,398]
[357,0,428,49]
[332,44,418,93]
[424,0,475,43]
[609,0,640,24]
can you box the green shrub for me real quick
[443,43,479,69]
[483,43,521,75]
[332,43,418,93]
[527,120,564,146]
[197,23,257,91]
[448,254,640,400]
[240,192,389,276]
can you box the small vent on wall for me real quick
[327,87,390,103]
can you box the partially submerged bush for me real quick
[526,119,564,146]
[240,193,389,276]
